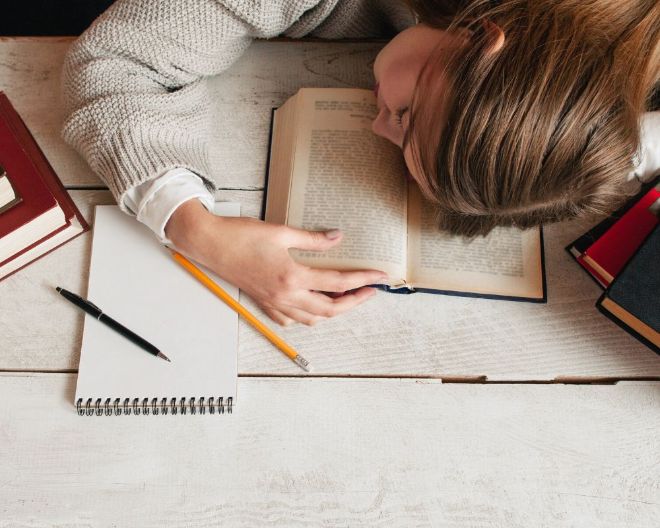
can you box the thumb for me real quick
[285,227,343,251]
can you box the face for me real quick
[372,24,467,183]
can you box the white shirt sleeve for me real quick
[123,168,215,244]
[630,111,660,182]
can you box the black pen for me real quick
[56,287,171,362]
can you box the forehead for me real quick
[374,24,457,107]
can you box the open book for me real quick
[265,88,545,302]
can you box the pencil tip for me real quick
[158,352,171,362]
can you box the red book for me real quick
[575,254,609,287]
[0,171,22,214]
[0,108,63,257]
[0,92,89,280]
[582,182,659,286]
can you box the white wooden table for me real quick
[0,37,658,527]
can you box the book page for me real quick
[407,186,544,299]
[264,97,298,227]
[284,89,408,280]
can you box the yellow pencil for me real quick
[171,251,311,372]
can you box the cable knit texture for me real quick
[61,0,414,209]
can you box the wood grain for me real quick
[1,190,657,378]
[0,373,658,527]
[0,38,383,190]
[0,36,658,528]
[0,189,260,372]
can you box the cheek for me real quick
[403,161,418,185]
[403,147,425,187]
[371,110,402,147]
[371,110,387,138]
[371,110,393,142]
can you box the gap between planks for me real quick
[45,186,658,385]
[0,368,658,385]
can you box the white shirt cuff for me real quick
[630,111,660,182]
[123,168,215,244]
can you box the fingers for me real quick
[262,287,378,326]
[263,304,321,327]
[292,288,377,319]
[319,287,378,316]
[303,268,387,293]
[245,225,386,326]
[261,307,294,327]
[282,226,343,251]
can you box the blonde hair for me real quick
[404,0,660,236]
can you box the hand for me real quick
[166,199,387,326]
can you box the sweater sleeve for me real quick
[61,0,326,209]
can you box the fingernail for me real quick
[324,229,341,239]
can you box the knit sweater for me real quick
[61,0,414,208]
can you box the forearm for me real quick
[61,0,256,207]
[124,169,215,243]
[165,198,217,256]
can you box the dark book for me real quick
[597,225,659,354]
[566,175,660,287]
[265,88,545,302]
[0,92,89,280]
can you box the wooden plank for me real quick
[0,189,261,371]
[0,37,382,189]
[0,38,657,378]
[1,192,658,379]
[0,373,658,527]
[0,38,93,187]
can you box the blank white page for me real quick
[75,204,239,405]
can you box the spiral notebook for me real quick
[75,205,239,417]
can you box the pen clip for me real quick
[86,300,103,314]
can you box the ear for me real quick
[481,19,505,54]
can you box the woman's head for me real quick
[373,0,660,236]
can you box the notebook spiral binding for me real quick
[76,396,233,416]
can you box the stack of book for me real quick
[0,92,88,281]
[567,176,659,353]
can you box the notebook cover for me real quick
[75,205,239,413]
[0,92,89,280]
[596,226,660,354]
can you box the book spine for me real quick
[76,396,233,416]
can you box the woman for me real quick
[62,0,659,325]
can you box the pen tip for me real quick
[56,286,61,292]
[158,352,171,362]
